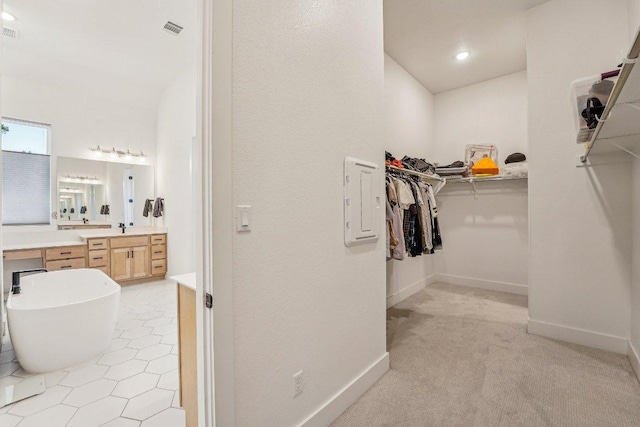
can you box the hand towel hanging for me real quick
[152,198,164,218]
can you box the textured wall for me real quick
[384,53,437,303]
[527,0,632,350]
[231,1,386,425]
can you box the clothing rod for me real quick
[385,165,445,182]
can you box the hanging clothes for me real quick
[387,177,406,261]
[385,168,443,260]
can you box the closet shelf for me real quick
[445,175,527,184]
[385,165,446,194]
[580,27,640,163]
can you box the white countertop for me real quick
[4,240,86,251]
[57,220,113,226]
[78,226,168,239]
[171,272,196,290]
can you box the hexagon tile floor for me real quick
[0,279,186,427]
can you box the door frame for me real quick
[197,0,235,425]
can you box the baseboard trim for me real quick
[628,341,640,383]
[298,352,390,427]
[386,275,436,308]
[527,319,628,354]
[434,273,528,296]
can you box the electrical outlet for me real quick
[293,370,305,397]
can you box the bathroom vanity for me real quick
[2,228,167,284]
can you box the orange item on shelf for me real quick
[471,157,499,175]
[391,159,404,168]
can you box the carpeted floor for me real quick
[332,282,640,427]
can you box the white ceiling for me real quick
[384,0,551,94]
[2,0,197,109]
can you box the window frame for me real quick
[1,117,53,227]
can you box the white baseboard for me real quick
[386,275,436,308]
[527,319,628,354]
[298,352,389,427]
[628,341,640,383]
[435,273,528,296]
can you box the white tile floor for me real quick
[0,279,185,427]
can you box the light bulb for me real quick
[139,152,145,163]
[110,148,118,159]
[456,51,470,61]
[2,12,15,22]
[125,150,132,161]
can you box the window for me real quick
[2,118,52,225]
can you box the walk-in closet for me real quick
[332,1,640,425]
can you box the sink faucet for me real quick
[12,269,48,294]
[83,218,89,224]
[119,223,126,234]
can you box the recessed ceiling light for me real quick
[2,12,16,22]
[456,51,470,61]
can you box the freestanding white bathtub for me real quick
[7,268,120,373]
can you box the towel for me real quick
[70,208,75,214]
[152,198,164,218]
[80,206,87,214]
[143,199,153,218]
[104,204,110,215]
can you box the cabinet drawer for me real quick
[3,249,43,261]
[45,246,86,261]
[88,250,108,267]
[151,234,166,245]
[46,258,86,271]
[151,259,167,275]
[151,245,166,260]
[110,236,149,249]
[88,238,108,250]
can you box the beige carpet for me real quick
[332,283,640,427]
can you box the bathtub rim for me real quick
[6,268,121,311]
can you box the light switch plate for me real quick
[236,205,251,232]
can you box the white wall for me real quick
[627,0,640,371]
[156,69,196,276]
[384,53,437,304]
[231,1,387,425]
[433,72,529,293]
[2,75,157,163]
[527,0,633,353]
[433,71,528,166]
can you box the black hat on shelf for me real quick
[505,153,526,164]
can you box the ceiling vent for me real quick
[163,21,183,36]
[3,27,18,39]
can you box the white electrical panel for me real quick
[344,157,381,247]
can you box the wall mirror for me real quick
[57,156,155,229]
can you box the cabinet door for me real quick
[131,246,150,279]
[111,248,131,281]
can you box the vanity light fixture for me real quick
[456,51,470,61]
[61,175,100,184]
[90,145,146,162]
[2,12,16,22]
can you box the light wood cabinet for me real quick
[151,234,167,277]
[110,245,150,281]
[177,282,198,427]
[3,232,167,285]
[44,245,87,271]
